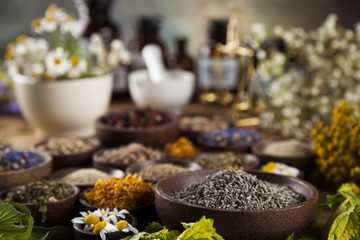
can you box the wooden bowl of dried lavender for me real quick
[2,180,80,226]
[155,169,318,240]
[34,137,101,170]
[251,137,316,173]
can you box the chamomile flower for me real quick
[72,210,102,232]
[45,47,70,77]
[60,14,81,37]
[93,221,118,240]
[31,62,45,77]
[89,34,106,62]
[68,56,87,78]
[31,18,43,34]
[116,220,138,234]
[41,16,57,33]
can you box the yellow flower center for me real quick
[7,42,14,51]
[16,35,27,44]
[46,5,57,14]
[70,56,79,66]
[93,221,106,233]
[84,215,100,226]
[66,14,74,21]
[45,17,55,23]
[5,51,14,60]
[54,58,61,65]
[116,220,128,230]
[31,19,41,29]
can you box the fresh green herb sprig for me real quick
[121,216,224,240]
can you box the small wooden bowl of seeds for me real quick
[251,137,316,173]
[49,167,125,191]
[1,180,80,226]
[95,108,180,148]
[125,159,202,182]
[34,137,101,170]
[193,152,259,170]
[155,169,318,240]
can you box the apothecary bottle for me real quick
[167,37,194,72]
[198,19,239,96]
[128,16,167,71]
[82,0,129,100]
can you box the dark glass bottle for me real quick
[82,0,119,49]
[167,37,194,72]
[128,16,167,71]
[198,19,240,99]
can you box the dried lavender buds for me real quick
[172,170,305,210]
[195,152,253,169]
[36,137,96,156]
[58,168,112,185]
[102,108,172,129]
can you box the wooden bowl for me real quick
[193,152,260,170]
[79,190,156,229]
[92,147,165,171]
[73,213,137,240]
[197,128,261,153]
[155,169,318,240]
[0,150,52,189]
[48,167,125,191]
[2,184,80,226]
[251,138,316,173]
[95,112,180,147]
[125,159,203,182]
[34,138,101,170]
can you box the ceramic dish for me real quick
[34,137,101,170]
[125,159,202,182]
[0,150,52,189]
[193,152,260,170]
[48,167,125,191]
[197,128,261,153]
[1,184,79,226]
[251,137,316,172]
[73,213,137,240]
[95,111,180,147]
[155,169,318,240]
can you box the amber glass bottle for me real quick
[167,37,194,72]
[198,19,240,96]
[128,16,167,71]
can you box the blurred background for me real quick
[1,0,360,57]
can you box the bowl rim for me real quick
[0,149,52,177]
[251,137,316,161]
[196,129,261,151]
[48,166,125,187]
[155,169,319,214]
[3,183,80,207]
[95,109,179,133]
[33,137,101,158]
[125,158,203,177]
[193,152,260,170]
[13,73,112,85]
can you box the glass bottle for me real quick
[128,16,167,71]
[167,37,194,72]
[198,19,240,104]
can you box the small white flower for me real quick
[31,62,44,77]
[68,56,87,78]
[41,16,57,32]
[250,23,267,41]
[115,220,138,234]
[45,47,70,77]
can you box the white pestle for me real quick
[141,44,168,84]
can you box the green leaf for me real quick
[327,205,360,240]
[0,202,25,225]
[286,233,294,240]
[144,221,164,233]
[177,216,224,240]
[338,184,360,206]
